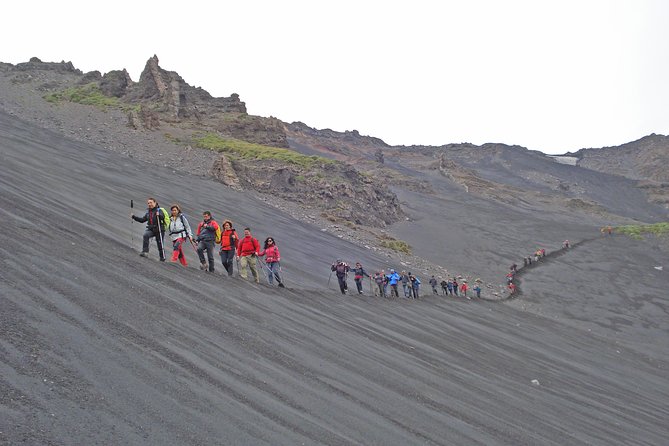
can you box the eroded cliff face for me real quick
[210,153,404,227]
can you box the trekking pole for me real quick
[130,199,134,250]
[256,257,271,284]
[156,207,166,260]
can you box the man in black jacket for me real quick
[131,197,167,261]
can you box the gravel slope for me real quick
[1,111,668,445]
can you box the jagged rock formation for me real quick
[286,121,390,159]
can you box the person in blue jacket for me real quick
[386,269,401,298]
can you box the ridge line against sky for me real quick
[2,0,668,154]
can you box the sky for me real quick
[2,0,668,154]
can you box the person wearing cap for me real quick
[386,269,401,298]
[400,271,411,297]
[350,262,370,294]
[331,260,350,294]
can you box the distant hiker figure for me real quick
[351,262,370,294]
[460,281,469,299]
[386,269,401,298]
[401,271,411,297]
[510,263,517,273]
[258,236,284,287]
[446,279,454,296]
[508,282,516,295]
[374,271,386,297]
[331,260,350,295]
[523,257,528,267]
[219,220,238,276]
[237,228,260,283]
[168,204,193,266]
[409,273,420,298]
[440,279,448,295]
[131,197,168,261]
[563,239,570,249]
[452,278,459,296]
[473,284,482,298]
[429,276,438,294]
[196,211,221,272]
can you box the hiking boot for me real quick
[200,263,207,270]
[159,258,165,262]
[139,252,148,258]
[278,282,285,288]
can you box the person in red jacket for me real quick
[258,236,284,287]
[460,281,469,299]
[236,227,260,283]
[219,220,239,276]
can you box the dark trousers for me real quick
[197,240,215,271]
[355,278,363,293]
[337,276,347,294]
[142,229,165,260]
[220,249,235,276]
[390,284,399,297]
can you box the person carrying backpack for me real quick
[331,260,350,295]
[236,227,260,283]
[196,211,221,272]
[131,197,169,261]
[258,236,284,287]
[168,204,193,266]
[219,220,239,276]
[429,275,438,294]
[460,281,469,299]
[351,262,370,294]
[473,284,482,298]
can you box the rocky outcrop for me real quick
[124,55,246,120]
[287,121,390,159]
[215,115,289,148]
[14,57,82,74]
[210,154,242,190]
[100,69,133,97]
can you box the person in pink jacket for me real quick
[258,236,284,287]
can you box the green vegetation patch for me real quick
[195,133,337,168]
[44,83,119,108]
[616,222,669,240]
[378,236,412,254]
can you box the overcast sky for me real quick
[3,0,667,154]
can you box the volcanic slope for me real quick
[1,110,668,445]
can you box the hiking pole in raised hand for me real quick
[130,199,134,250]
[156,206,166,261]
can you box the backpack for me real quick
[157,207,170,232]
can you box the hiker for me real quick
[350,262,370,294]
[386,269,401,298]
[131,197,168,261]
[409,273,421,298]
[563,239,570,249]
[429,276,438,294]
[168,204,193,266]
[446,279,454,295]
[196,211,221,272]
[258,236,284,287]
[473,283,482,298]
[237,227,260,283]
[452,278,459,296]
[400,271,411,297]
[331,260,350,294]
[523,257,528,267]
[510,263,517,273]
[508,282,516,295]
[219,220,239,276]
[506,273,514,285]
[460,281,469,299]
[373,271,386,297]
[440,279,448,295]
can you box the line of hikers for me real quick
[130,198,284,287]
[331,260,482,299]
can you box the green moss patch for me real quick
[44,83,119,108]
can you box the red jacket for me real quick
[220,229,239,251]
[237,236,259,257]
[259,245,280,263]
